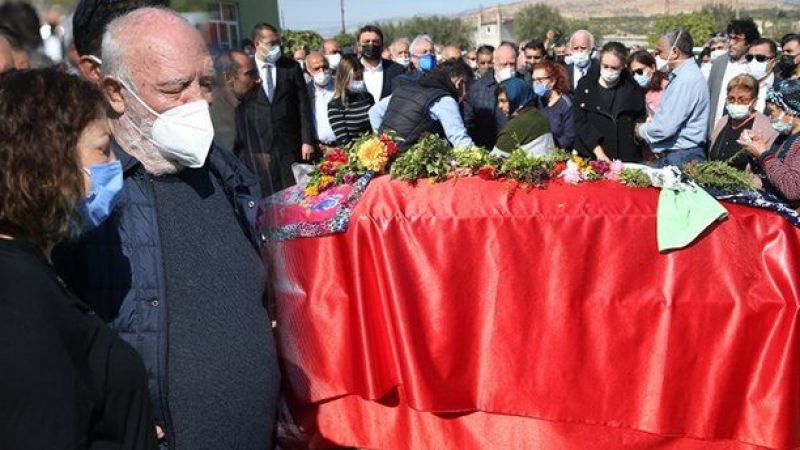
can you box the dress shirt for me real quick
[361,59,384,103]
[638,59,710,153]
[756,73,775,113]
[311,81,336,143]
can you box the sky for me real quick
[279,0,516,35]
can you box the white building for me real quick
[471,7,515,48]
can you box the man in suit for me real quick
[565,29,597,92]
[707,18,760,132]
[356,24,403,103]
[235,22,314,194]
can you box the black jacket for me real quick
[566,59,599,92]
[380,84,450,150]
[235,56,313,192]
[573,72,647,162]
[463,69,509,149]
[2,239,157,450]
[374,58,405,99]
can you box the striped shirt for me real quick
[327,91,375,146]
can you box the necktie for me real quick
[264,64,274,101]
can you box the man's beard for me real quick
[112,97,183,176]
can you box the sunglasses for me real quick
[632,68,648,76]
[745,54,773,63]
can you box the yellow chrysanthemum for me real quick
[356,138,389,172]
[304,185,320,197]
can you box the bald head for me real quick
[305,51,327,74]
[0,35,13,74]
[102,7,207,83]
[442,46,461,61]
[493,44,517,71]
[322,38,341,55]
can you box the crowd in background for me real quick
[1,2,800,449]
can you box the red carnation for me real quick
[477,164,497,180]
[326,148,348,164]
[552,161,567,176]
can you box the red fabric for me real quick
[272,176,800,449]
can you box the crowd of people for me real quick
[1,1,800,448]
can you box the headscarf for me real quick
[767,78,800,116]
[500,77,535,114]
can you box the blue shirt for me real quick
[369,95,475,148]
[638,59,710,153]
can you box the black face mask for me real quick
[778,54,798,75]
[361,44,383,61]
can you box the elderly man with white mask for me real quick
[53,7,279,449]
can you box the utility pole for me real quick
[340,0,346,35]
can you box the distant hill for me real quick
[461,0,797,20]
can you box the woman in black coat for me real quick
[573,41,647,162]
[0,69,157,449]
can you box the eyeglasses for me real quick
[745,54,773,62]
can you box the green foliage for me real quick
[648,12,716,48]
[498,149,563,186]
[378,16,473,48]
[451,147,496,171]
[620,168,652,187]
[683,161,755,193]
[334,31,356,49]
[700,4,735,35]
[514,5,569,42]
[282,30,323,52]
[390,134,454,182]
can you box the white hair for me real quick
[410,34,434,56]
[101,7,191,81]
[569,29,595,50]
[391,37,410,52]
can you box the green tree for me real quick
[700,4,735,35]
[334,31,356,49]
[378,16,472,49]
[282,30,323,52]
[648,12,716,48]
[514,5,569,43]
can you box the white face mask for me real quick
[495,67,515,83]
[571,51,590,68]
[747,60,769,80]
[726,102,752,120]
[313,71,331,87]
[655,56,669,72]
[710,49,727,60]
[264,45,281,63]
[600,68,621,85]
[325,53,341,70]
[395,57,411,67]
[349,79,367,92]
[657,30,683,73]
[121,80,214,169]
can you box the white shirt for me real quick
[361,58,384,103]
[714,59,749,124]
[256,58,277,98]
[572,64,589,89]
[311,82,336,143]
[756,72,775,114]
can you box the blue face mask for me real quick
[77,161,123,232]
[533,82,551,98]
[634,73,651,88]
[418,53,437,72]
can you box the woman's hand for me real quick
[593,145,611,162]
[156,425,165,441]
[737,131,769,157]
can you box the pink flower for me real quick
[561,161,583,184]
[605,160,624,181]
[342,171,357,184]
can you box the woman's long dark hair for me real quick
[628,50,668,92]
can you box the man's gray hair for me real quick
[409,34,433,56]
[390,37,409,52]
[664,28,694,57]
[101,7,190,80]
[707,35,728,48]
[569,29,595,50]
